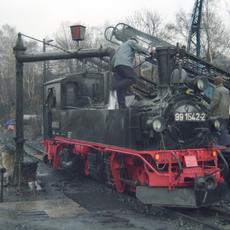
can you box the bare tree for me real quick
[165,1,230,63]
[201,0,230,62]
[165,9,190,45]
[0,25,17,117]
[125,9,170,41]
[0,24,43,118]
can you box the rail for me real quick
[165,206,230,230]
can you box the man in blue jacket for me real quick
[112,37,151,108]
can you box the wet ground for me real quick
[0,134,230,229]
[0,160,204,230]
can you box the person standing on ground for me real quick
[208,75,230,146]
[112,37,153,108]
[0,123,16,185]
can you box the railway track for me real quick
[165,206,230,230]
[205,207,230,229]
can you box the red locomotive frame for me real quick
[44,136,224,207]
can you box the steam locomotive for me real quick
[42,41,230,208]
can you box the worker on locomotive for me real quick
[112,37,155,109]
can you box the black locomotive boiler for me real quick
[43,46,227,208]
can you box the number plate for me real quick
[175,112,206,121]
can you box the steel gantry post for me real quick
[187,0,204,57]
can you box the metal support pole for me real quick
[43,38,47,81]
[42,39,53,139]
[13,33,26,190]
[14,60,24,190]
[42,38,53,83]
[42,39,46,138]
[0,167,6,202]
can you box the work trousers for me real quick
[1,151,14,184]
[113,65,138,108]
[217,119,230,146]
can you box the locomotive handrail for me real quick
[53,136,208,181]
[181,51,230,79]
[104,26,120,46]
[53,136,166,176]
[104,22,172,48]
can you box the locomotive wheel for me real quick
[88,150,105,181]
[104,154,115,188]
[110,153,126,192]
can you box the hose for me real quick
[218,152,229,177]
[172,152,182,179]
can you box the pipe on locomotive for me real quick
[155,47,177,87]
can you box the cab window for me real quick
[46,87,56,109]
[65,82,78,106]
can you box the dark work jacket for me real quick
[209,83,230,119]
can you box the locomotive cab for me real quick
[44,71,110,139]
[44,71,132,147]
[44,71,111,110]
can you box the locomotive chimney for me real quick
[156,47,176,87]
